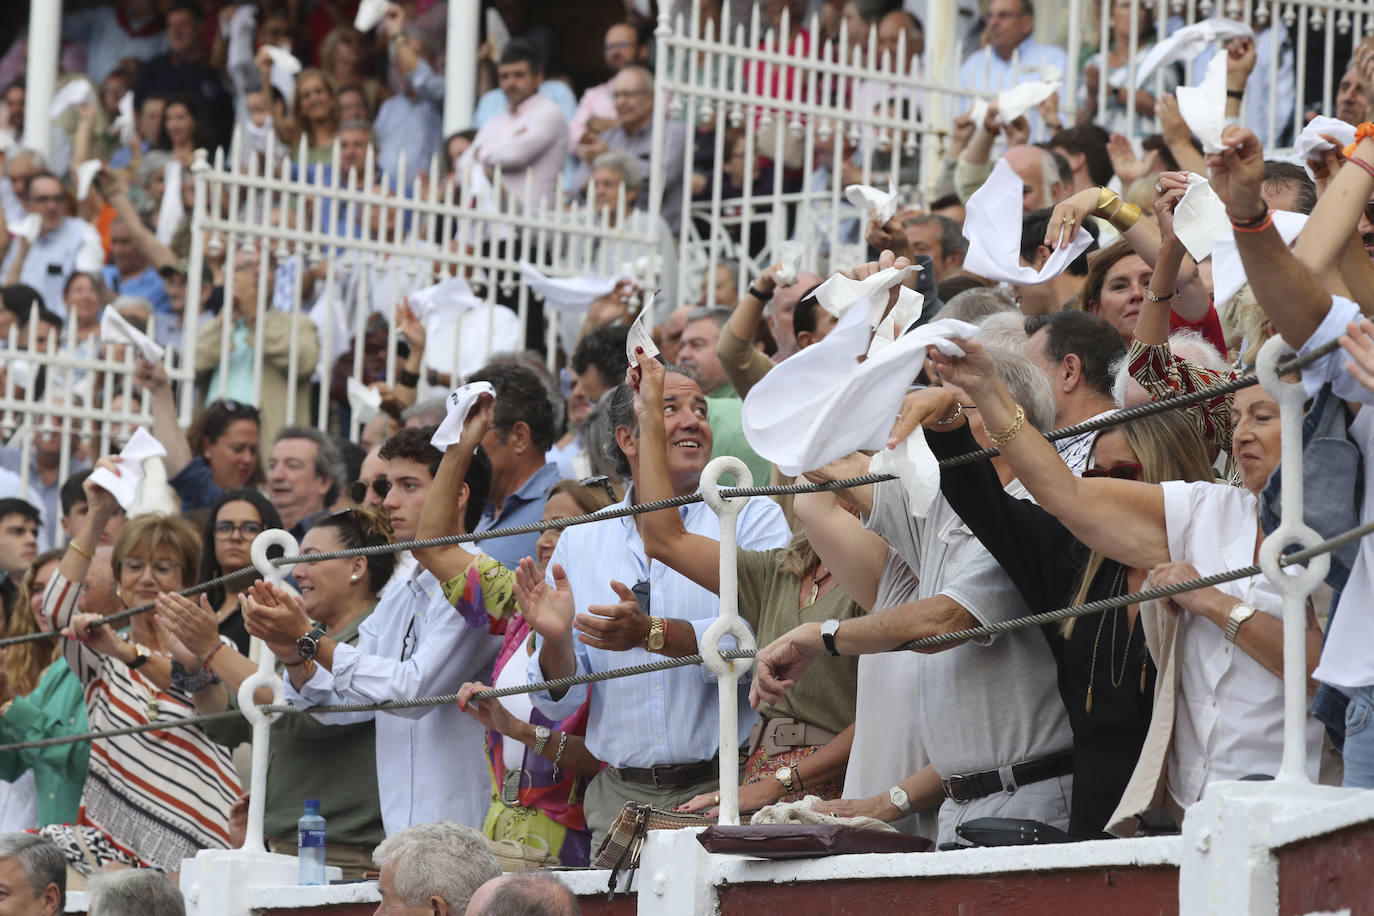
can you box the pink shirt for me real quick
[467,93,569,209]
[568,80,616,148]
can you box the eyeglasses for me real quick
[604,41,637,53]
[123,558,182,577]
[1081,462,1142,481]
[578,475,616,502]
[214,520,264,539]
[349,477,391,504]
[214,398,261,419]
[611,90,650,101]
[1363,200,1374,226]
[29,195,64,205]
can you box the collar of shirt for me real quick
[495,462,561,517]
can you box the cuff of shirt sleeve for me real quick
[291,656,339,704]
[1299,296,1361,400]
[0,695,42,736]
[524,634,591,717]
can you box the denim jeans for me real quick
[1342,684,1374,789]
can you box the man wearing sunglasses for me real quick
[0,173,104,322]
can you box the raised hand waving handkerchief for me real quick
[355,0,389,32]
[431,382,497,450]
[626,302,660,367]
[48,80,94,119]
[844,173,900,224]
[1294,116,1357,180]
[961,160,1092,285]
[7,214,40,244]
[518,261,632,313]
[347,377,383,425]
[742,314,978,517]
[87,428,168,511]
[1211,209,1307,306]
[774,241,805,287]
[110,91,136,147]
[811,265,917,322]
[100,307,165,363]
[408,275,482,323]
[1132,18,1252,89]
[1171,173,1231,261]
[76,161,103,201]
[994,78,1061,124]
[1175,51,1229,154]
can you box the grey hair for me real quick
[987,345,1056,433]
[402,396,449,426]
[111,294,154,315]
[1167,328,1229,374]
[138,150,172,188]
[337,118,379,147]
[8,147,48,171]
[88,870,184,916]
[275,425,347,504]
[602,363,698,477]
[372,821,500,912]
[471,874,581,916]
[975,311,1029,351]
[591,150,644,191]
[619,64,654,92]
[0,834,65,912]
[401,26,436,58]
[943,287,1017,324]
[686,305,731,329]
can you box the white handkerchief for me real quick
[408,275,481,322]
[844,174,900,223]
[156,160,184,246]
[355,0,389,32]
[485,8,511,57]
[775,241,805,287]
[961,160,1092,285]
[1133,18,1252,89]
[262,45,301,75]
[263,46,300,102]
[0,129,14,157]
[110,91,136,147]
[868,285,925,355]
[100,307,165,363]
[995,79,1061,124]
[87,428,168,511]
[518,261,631,313]
[1171,173,1231,261]
[75,160,102,201]
[626,305,659,367]
[1294,116,1357,180]
[741,315,978,505]
[7,213,40,244]
[869,432,940,521]
[812,265,917,323]
[430,382,496,450]
[1211,209,1308,305]
[968,98,991,130]
[1176,51,1229,154]
[48,80,94,119]
[347,377,382,425]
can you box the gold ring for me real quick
[714,794,720,804]
[1061,215,1074,222]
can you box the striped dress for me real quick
[42,571,241,871]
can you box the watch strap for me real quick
[888,784,912,815]
[531,726,551,757]
[820,619,841,657]
[296,626,327,661]
[1224,603,1256,643]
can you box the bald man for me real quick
[465,874,580,916]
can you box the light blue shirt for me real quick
[959,36,1069,140]
[102,265,171,315]
[1,218,105,319]
[473,81,579,130]
[288,562,501,834]
[474,462,562,572]
[62,7,169,84]
[528,487,791,769]
[374,60,445,180]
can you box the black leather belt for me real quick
[612,757,719,790]
[940,751,1074,803]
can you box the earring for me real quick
[350,574,359,582]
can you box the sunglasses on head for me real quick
[215,398,260,419]
[1082,461,1142,481]
[349,477,392,504]
[578,475,616,502]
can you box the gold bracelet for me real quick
[68,541,94,561]
[1110,202,1142,232]
[1094,187,1119,216]
[986,404,1026,447]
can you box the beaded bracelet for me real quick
[1343,122,1374,158]
[1231,205,1273,234]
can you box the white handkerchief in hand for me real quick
[1211,209,1308,305]
[111,91,137,146]
[1171,173,1231,261]
[518,261,630,313]
[1176,51,1229,154]
[775,241,805,287]
[100,307,165,363]
[961,160,1093,286]
[844,173,900,223]
[75,160,102,201]
[347,377,383,425]
[48,80,94,119]
[156,160,184,247]
[1294,116,1357,180]
[408,275,481,322]
[485,8,511,57]
[430,382,497,450]
[996,79,1061,124]
[1133,19,1252,89]
[262,45,301,74]
[355,0,389,31]
[869,431,941,521]
[868,285,925,356]
[87,428,168,511]
[968,98,991,130]
[626,304,660,367]
[7,214,40,244]
[812,265,917,324]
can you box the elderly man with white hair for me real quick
[373,822,501,916]
[0,834,65,916]
[87,871,184,916]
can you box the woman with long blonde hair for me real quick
[0,549,90,827]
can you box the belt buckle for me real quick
[500,768,522,805]
[942,773,970,802]
[649,764,676,789]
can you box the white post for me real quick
[443,0,480,135]
[23,0,61,160]
[922,0,958,203]
[697,456,757,827]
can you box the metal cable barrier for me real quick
[0,335,1356,755]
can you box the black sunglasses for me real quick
[1082,461,1142,481]
[348,477,392,504]
[214,398,260,419]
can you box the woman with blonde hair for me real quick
[261,65,341,163]
[0,549,90,827]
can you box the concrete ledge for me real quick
[248,884,381,909]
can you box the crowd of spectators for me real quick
[0,0,1371,909]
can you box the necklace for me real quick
[1085,566,1138,715]
[803,566,832,608]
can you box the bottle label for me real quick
[299,828,326,848]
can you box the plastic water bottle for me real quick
[298,799,327,885]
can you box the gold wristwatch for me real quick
[646,616,667,652]
[774,766,797,793]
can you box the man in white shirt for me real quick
[568,23,648,149]
[0,174,104,319]
[958,0,1068,140]
[461,40,569,211]
[1022,311,1124,473]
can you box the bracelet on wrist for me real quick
[1344,154,1374,183]
[933,403,965,426]
[747,284,774,302]
[68,541,94,561]
[1342,122,1374,157]
[202,641,227,669]
[985,404,1026,448]
[1144,288,1174,303]
[1109,202,1141,232]
[1230,204,1272,233]
[397,368,420,388]
[170,659,221,694]
[1225,89,1245,100]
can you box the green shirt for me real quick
[736,549,860,736]
[201,607,385,846]
[705,394,772,493]
[0,658,90,826]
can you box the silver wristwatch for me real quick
[531,725,552,756]
[888,784,912,816]
[1225,603,1257,643]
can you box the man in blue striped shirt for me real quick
[526,365,790,848]
[376,9,445,181]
